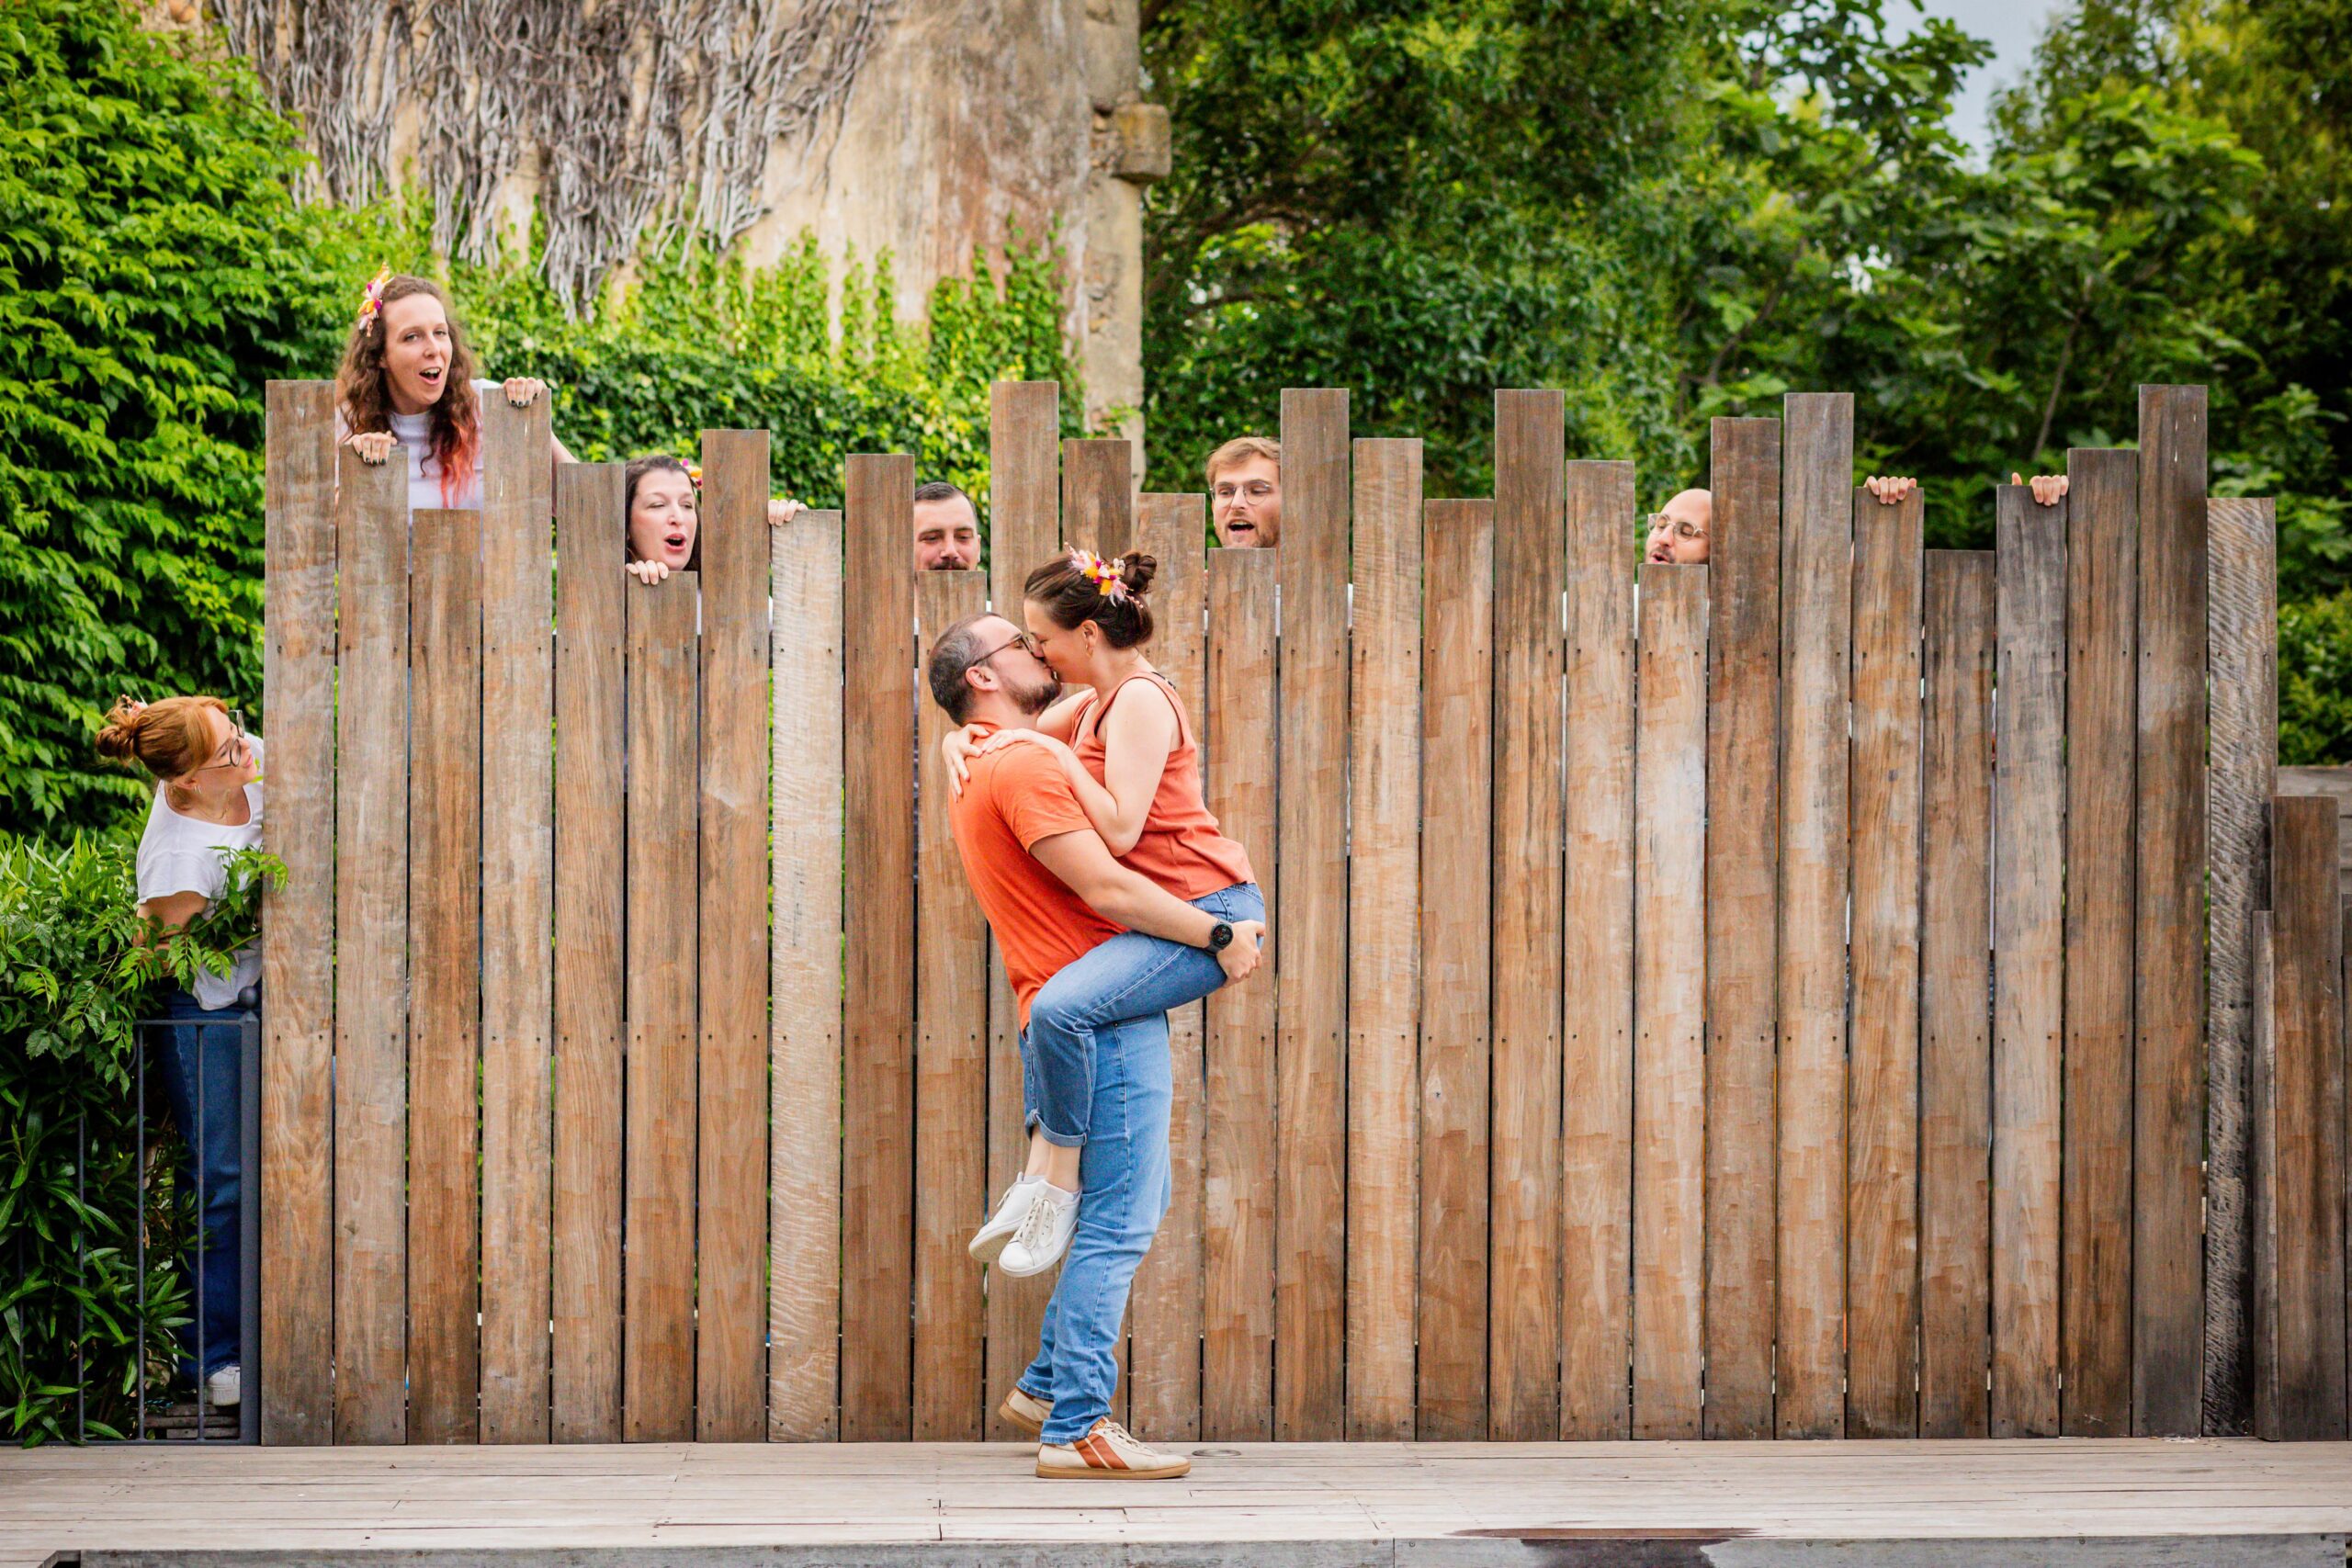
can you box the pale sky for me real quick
[1890,0,2067,154]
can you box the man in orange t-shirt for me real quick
[927,611,1261,1480]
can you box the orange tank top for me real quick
[1073,671,1255,900]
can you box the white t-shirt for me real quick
[339,379,497,511]
[135,736,266,1010]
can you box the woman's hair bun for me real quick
[1119,552,1159,598]
[94,696,145,762]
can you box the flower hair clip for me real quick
[1069,547,1129,603]
[355,266,393,329]
[684,462,704,491]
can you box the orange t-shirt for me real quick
[1073,671,1256,900]
[946,724,1122,1025]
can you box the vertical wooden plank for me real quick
[911,570,989,1439]
[1992,483,2065,1437]
[1631,562,1707,1439]
[332,443,409,1446]
[1128,491,1209,1443]
[982,384,1058,1439]
[1561,461,1634,1441]
[1918,550,1996,1438]
[623,572,699,1440]
[260,381,335,1445]
[1776,391,1852,1438]
[695,429,773,1441]
[1062,437,1134,558]
[2267,796,2348,1438]
[770,508,844,1440]
[842,452,918,1439]
[552,462,626,1443]
[2247,912,2280,1437]
[1417,499,1493,1440]
[1488,388,1564,1440]
[1275,387,1350,1440]
[2064,446,2137,1437]
[479,397,555,1444]
[406,508,482,1445]
[2133,385,2209,1435]
[1344,439,1421,1440]
[2204,496,2278,1434]
[1203,547,1278,1439]
[1847,485,1924,1438]
[1703,416,1781,1438]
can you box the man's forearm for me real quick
[1087,869,1219,947]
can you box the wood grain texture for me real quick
[1560,461,1634,1442]
[623,572,699,1441]
[2132,386,2208,1436]
[479,397,555,1444]
[842,452,918,1439]
[1275,387,1351,1440]
[770,508,844,1440]
[1703,416,1781,1438]
[405,508,482,1445]
[1128,491,1209,1443]
[1061,437,1133,558]
[1775,392,1852,1438]
[259,380,336,1445]
[1344,439,1422,1440]
[2247,912,2281,1438]
[1487,388,1564,1440]
[1632,562,1707,1439]
[695,429,773,1442]
[2203,496,2277,1435]
[332,443,410,1446]
[1847,486,1923,1438]
[2265,796,2347,1438]
[2064,447,2137,1438]
[1203,547,1278,1440]
[1919,550,1996,1438]
[911,570,989,1440]
[1417,499,1493,1441]
[1992,483,2065,1438]
[552,462,627,1443]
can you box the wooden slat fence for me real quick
[256,379,2346,1445]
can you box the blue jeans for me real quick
[1018,1010,1173,1443]
[1023,881,1261,1147]
[152,988,246,1380]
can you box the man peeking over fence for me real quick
[915,480,983,570]
[1207,436,1281,548]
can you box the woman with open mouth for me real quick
[621,455,805,587]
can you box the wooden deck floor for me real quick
[4,1439,2348,1567]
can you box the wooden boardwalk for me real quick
[5,1440,2348,1565]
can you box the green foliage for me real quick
[2278,591,2352,768]
[0,831,280,1445]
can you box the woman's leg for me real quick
[153,991,243,1382]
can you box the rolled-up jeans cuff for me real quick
[1029,1113,1085,1150]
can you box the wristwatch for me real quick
[1204,920,1235,953]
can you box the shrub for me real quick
[2278,590,2352,766]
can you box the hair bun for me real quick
[94,696,144,761]
[1119,552,1159,598]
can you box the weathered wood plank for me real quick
[2064,447,2137,1438]
[332,443,410,1446]
[693,430,773,1442]
[1848,486,1924,1438]
[1203,546,1278,1440]
[622,571,699,1441]
[1561,461,1634,1442]
[2132,386,2208,1436]
[1919,549,1996,1438]
[1128,491,1209,1443]
[1703,416,1781,1439]
[260,380,336,1445]
[1487,388,1564,1440]
[911,570,989,1440]
[1992,481,2065,1438]
[1632,561,1707,1439]
[1417,498,1493,1441]
[405,508,482,1446]
[1062,437,1133,558]
[552,462,627,1444]
[479,396,555,1444]
[1275,387,1350,1440]
[2248,912,2280,1438]
[770,507,844,1441]
[2204,494,2276,1436]
[842,453,919,1440]
[1775,391,1852,1438]
[1344,439,1422,1440]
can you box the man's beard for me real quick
[1016,670,1064,715]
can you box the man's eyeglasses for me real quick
[1645,513,1707,541]
[972,630,1043,665]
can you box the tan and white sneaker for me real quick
[998,1385,1051,1438]
[1036,1417,1191,1479]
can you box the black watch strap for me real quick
[1205,920,1234,953]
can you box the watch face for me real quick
[1210,921,1233,950]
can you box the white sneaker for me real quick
[1037,1416,1191,1479]
[996,1182,1080,1277]
[203,1365,241,1407]
[968,1174,1043,1266]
